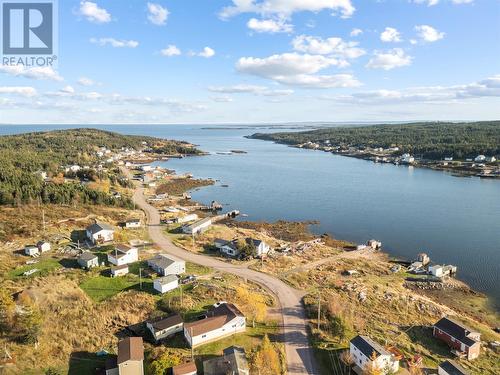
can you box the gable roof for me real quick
[79,252,97,261]
[87,222,114,234]
[434,317,479,346]
[204,346,248,375]
[155,275,179,285]
[184,217,212,230]
[172,362,197,375]
[147,314,183,331]
[148,254,182,269]
[439,360,470,375]
[185,303,244,337]
[350,335,390,358]
[117,337,144,364]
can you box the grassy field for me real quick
[79,273,154,302]
[7,257,61,279]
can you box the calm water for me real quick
[2,124,499,310]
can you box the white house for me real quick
[214,239,240,258]
[182,217,212,235]
[111,264,129,277]
[105,337,144,375]
[125,219,141,229]
[176,214,199,224]
[147,254,185,276]
[86,222,115,245]
[107,244,138,266]
[246,238,270,257]
[141,165,153,172]
[184,303,246,348]
[438,360,470,375]
[474,155,486,162]
[78,252,99,269]
[153,275,179,294]
[37,241,51,253]
[401,153,415,164]
[146,314,184,342]
[429,265,444,277]
[24,245,39,257]
[349,335,399,374]
[486,156,496,162]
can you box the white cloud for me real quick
[366,49,412,70]
[78,1,111,23]
[61,86,75,94]
[350,28,363,37]
[0,66,63,81]
[412,0,473,6]
[160,45,181,56]
[415,25,445,42]
[197,47,215,58]
[90,38,139,48]
[208,84,294,96]
[292,35,365,59]
[380,27,402,42]
[211,96,234,102]
[78,77,96,86]
[276,74,360,88]
[147,3,169,25]
[219,0,355,19]
[247,17,293,33]
[0,86,37,97]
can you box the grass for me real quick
[7,257,61,279]
[186,262,212,275]
[80,274,154,302]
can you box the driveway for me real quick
[130,181,318,375]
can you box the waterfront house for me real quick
[367,239,382,250]
[37,241,51,253]
[486,156,496,162]
[417,253,430,265]
[214,239,240,258]
[474,155,486,162]
[78,252,99,269]
[86,222,115,245]
[438,360,470,375]
[111,264,129,277]
[153,275,179,294]
[203,346,249,375]
[108,244,139,266]
[176,213,199,224]
[147,254,185,276]
[24,245,39,257]
[182,217,213,235]
[146,314,183,342]
[106,337,144,375]
[184,303,246,348]
[349,335,399,374]
[401,153,415,164]
[246,238,270,257]
[172,362,197,375]
[125,219,141,229]
[433,317,481,360]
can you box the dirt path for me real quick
[125,169,319,375]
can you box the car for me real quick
[181,275,197,284]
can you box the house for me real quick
[401,153,415,164]
[214,239,240,258]
[125,219,141,229]
[367,239,382,250]
[184,303,246,348]
[106,337,144,375]
[146,314,183,342]
[108,244,139,266]
[438,360,470,375]
[474,155,486,162]
[433,317,481,360]
[246,238,270,257]
[417,253,430,265]
[176,214,199,224]
[111,264,129,277]
[153,275,179,294]
[37,241,51,253]
[349,335,399,374]
[429,265,445,277]
[486,156,496,162]
[203,346,249,375]
[141,165,153,172]
[147,254,185,276]
[24,245,39,257]
[78,252,99,269]
[182,217,212,235]
[172,362,197,375]
[444,157,454,162]
[86,222,115,244]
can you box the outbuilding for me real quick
[153,275,179,294]
[37,241,51,253]
[111,264,129,277]
[24,245,39,257]
[78,252,99,269]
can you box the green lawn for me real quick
[80,274,154,302]
[186,262,212,275]
[8,257,61,279]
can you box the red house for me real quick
[433,317,481,360]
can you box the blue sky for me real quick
[0,0,499,124]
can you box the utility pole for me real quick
[190,327,194,359]
[180,284,183,308]
[42,209,46,233]
[139,268,143,289]
[317,292,321,331]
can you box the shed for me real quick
[153,275,179,294]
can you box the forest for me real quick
[250,121,500,160]
[0,128,199,206]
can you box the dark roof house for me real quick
[433,317,481,360]
[438,360,470,375]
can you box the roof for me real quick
[439,360,470,375]
[126,218,141,223]
[115,243,133,252]
[203,346,248,375]
[172,362,197,375]
[434,317,479,346]
[109,244,135,258]
[87,222,114,234]
[105,356,118,370]
[184,217,212,230]
[350,335,390,358]
[79,252,98,261]
[185,303,244,337]
[148,254,183,269]
[246,238,263,247]
[147,314,183,331]
[117,337,144,364]
[155,275,179,285]
[111,264,129,272]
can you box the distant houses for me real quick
[108,244,139,266]
[105,337,144,375]
[124,219,141,229]
[214,238,271,258]
[86,222,115,245]
[147,254,185,276]
[153,275,179,294]
[78,252,99,269]
[438,360,470,375]
[203,346,249,375]
[146,314,183,342]
[433,317,481,360]
[214,239,240,258]
[184,302,246,348]
[349,335,399,374]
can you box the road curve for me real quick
[131,183,318,375]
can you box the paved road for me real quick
[130,182,318,375]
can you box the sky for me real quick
[0,0,499,124]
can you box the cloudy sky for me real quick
[1,0,499,124]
